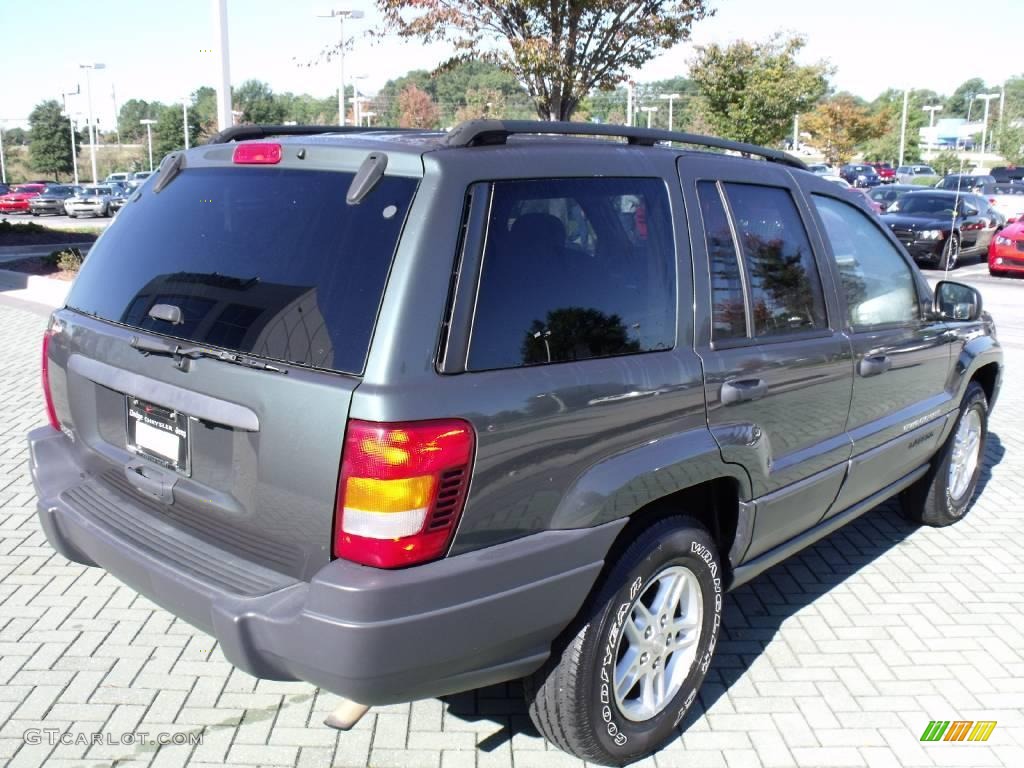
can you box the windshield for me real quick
[66,166,418,375]
[898,195,957,216]
[41,186,71,195]
[81,187,108,195]
[12,184,45,193]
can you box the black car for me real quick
[991,166,1024,183]
[839,163,881,188]
[882,190,997,269]
[29,185,81,216]
[867,184,921,211]
[935,174,996,193]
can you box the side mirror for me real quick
[934,280,982,321]
[961,204,979,217]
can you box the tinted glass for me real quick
[469,177,675,371]
[67,167,418,374]
[41,186,71,195]
[898,194,957,216]
[697,181,746,339]
[722,183,826,337]
[814,195,917,328]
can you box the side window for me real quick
[697,181,746,339]
[468,178,676,371]
[812,194,918,328]
[722,183,828,337]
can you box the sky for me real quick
[2,0,1022,129]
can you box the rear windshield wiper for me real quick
[130,335,285,373]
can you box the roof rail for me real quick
[204,124,416,145]
[444,120,807,170]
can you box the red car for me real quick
[0,183,47,214]
[847,187,884,214]
[868,162,896,183]
[988,221,1024,276]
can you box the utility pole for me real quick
[658,93,679,131]
[641,106,658,129]
[976,93,1000,155]
[316,9,364,126]
[212,0,233,132]
[898,88,910,168]
[80,63,105,184]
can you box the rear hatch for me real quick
[46,142,421,580]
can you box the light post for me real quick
[362,111,376,127]
[641,106,657,129]
[212,0,233,131]
[976,92,1000,155]
[79,63,105,184]
[62,86,81,185]
[316,9,364,126]
[111,83,121,146]
[352,73,368,127]
[898,88,910,167]
[658,93,680,132]
[922,105,942,127]
[140,119,157,172]
[0,123,6,185]
[182,99,190,150]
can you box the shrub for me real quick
[49,248,85,272]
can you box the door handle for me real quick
[721,378,768,405]
[859,354,892,377]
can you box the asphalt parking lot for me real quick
[0,268,1022,768]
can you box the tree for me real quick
[190,86,219,138]
[152,103,201,159]
[4,127,29,146]
[234,80,287,124]
[375,0,711,121]
[455,87,507,122]
[945,78,987,119]
[997,125,1024,165]
[803,95,884,166]
[397,85,440,129]
[28,100,75,181]
[118,99,160,143]
[689,34,830,146]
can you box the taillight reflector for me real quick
[232,142,282,165]
[334,419,474,568]
[42,327,60,431]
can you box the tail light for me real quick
[233,142,282,164]
[334,419,474,568]
[42,327,60,431]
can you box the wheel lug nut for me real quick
[644,627,652,639]
[640,652,649,665]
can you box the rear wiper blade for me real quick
[130,336,285,373]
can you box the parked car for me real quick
[988,219,1024,276]
[978,182,1024,224]
[28,185,81,216]
[882,190,997,269]
[0,183,10,196]
[104,172,132,184]
[867,161,896,183]
[29,121,1002,765]
[0,183,48,214]
[846,187,884,214]
[895,164,937,184]
[821,174,851,188]
[63,185,119,218]
[990,166,1024,184]
[839,163,881,187]
[806,163,832,175]
[935,174,997,193]
[867,184,921,211]
[132,171,153,181]
[108,188,134,214]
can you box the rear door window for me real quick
[468,177,676,371]
[66,167,418,375]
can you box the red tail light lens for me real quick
[232,142,282,165]
[42,328,60,431]
[334,419,474,568]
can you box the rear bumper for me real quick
[29,426,622,705]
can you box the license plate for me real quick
[126,397,191,474]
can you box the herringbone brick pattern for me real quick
[1,301,1022,768]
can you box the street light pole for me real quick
[62,86,81,185]
[140,119,157,172]
[922,105,942,127]
[898,88,910,167]
[0,124,6,185]
[212,0,233,132]
[182,100,190,150]
[976,93,1000,155]
[79,63,105,184]
[658,93,679,131]
[641,106,657,129]
[317,9,364,126]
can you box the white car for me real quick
[981,183,1024,225]
[821,174,852,188]
[104,172,132,184]
[64,185,119,218]
[895,165,937,184]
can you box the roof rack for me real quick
[204,124,417,145]
[444,120,807,170]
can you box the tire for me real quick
[67,213,77,219]
[939,234,960,270]
[524,517,724,765]
[901,381,987,527]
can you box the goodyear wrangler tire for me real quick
[524,517,723,765]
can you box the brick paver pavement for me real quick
[1,297,1022,768]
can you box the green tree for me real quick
[375,0,711,121]
[4,127,29,145]
[997,125,1024,164]
[152,103,201,158]
[190,86,219,137]
[28,100,75,181]
[802,95,884,166]
[118,99,160,143]
[945,78,987,118]
[234,80,287,124]
[690,34,830,146]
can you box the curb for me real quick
[0,269,71,309]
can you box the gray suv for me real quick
[29,121,1002,765]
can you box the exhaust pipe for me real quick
[323,698,371,730]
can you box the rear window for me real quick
[67,166,417,375]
